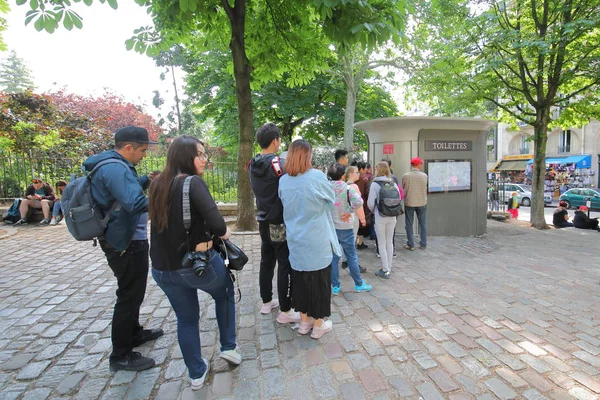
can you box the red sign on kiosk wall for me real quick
[383,144,394,154]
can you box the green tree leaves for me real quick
[0,50,36,93]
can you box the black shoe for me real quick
[132,328,164,347]
[359,265,367,273]
[356,243,368,250]
[341,261,348,269]
[109,352,155,372]
[13,219,27,226]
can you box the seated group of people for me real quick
[12,178,67,226]
[553,201,599,231]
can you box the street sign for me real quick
[383,144,394,154]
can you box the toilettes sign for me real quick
[425,140,472,151]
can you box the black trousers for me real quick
[258,221,292,312]
[99,239,149,359]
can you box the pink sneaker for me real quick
[276,310,301,324]
[311,320,333,339]
[260,300,279,314]
[297,321,313,335]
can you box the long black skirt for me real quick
[291,265,331,320]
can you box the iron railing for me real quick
[0,153,238,203]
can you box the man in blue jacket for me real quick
[82,126,162,372]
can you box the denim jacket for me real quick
[279,169,341,271]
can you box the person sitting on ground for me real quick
[49,180,68,226]
[328,163,371,295]
[14,178,56,226]
[552,200,573,228]
[573,206,599,231]
[278,139,341,339]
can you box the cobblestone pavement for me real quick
[1,221,600,400]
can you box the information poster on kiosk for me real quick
[427,160,472,193]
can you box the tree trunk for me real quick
[170,63,182,132]
[343,87,357,150]
[227,1,257,231]
[531,109,550,229]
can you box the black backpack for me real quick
[61,159,130,242]
[375,180,403,217]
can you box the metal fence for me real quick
[0,153,238,203]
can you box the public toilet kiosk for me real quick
[354,117,496,237]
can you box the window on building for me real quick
[559,130,571,153]
[520,135,529,154]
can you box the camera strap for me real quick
[182,176,194,252]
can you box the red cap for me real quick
[579,205,588,211]
[410,157,423,166]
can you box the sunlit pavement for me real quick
[1,220,600,399]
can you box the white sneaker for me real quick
[260,300,279,314]
[49,218,57,226]
[219,347,242,365]
[276,310,301,324]
[190,358,210,390]
[311,320,333,339]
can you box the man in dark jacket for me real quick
[83,126,163,372]
[249,123,300,324]
[14,178,56,225]
[573,206,599,231]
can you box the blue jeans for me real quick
[405,205,427,248]
[52,201,62,217]
[331,229,363,288]
[152,249,236,379]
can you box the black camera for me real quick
[181,251,209,277]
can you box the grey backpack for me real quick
[61,159,129,243]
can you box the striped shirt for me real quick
[402,168,428,207]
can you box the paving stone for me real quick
[164,358,187,379]
[373,356,400,377]
[2,353,36,370]
[436,355,463,374]
[388,376,414,397]
[358,369,387,393]
[416,381,445,400]
[496,367,528,388]
[305,348,325,366]
[568,387,597,400]
[100,384,129,400]
[496,354,527,371]
[520,354,552,373]
[16,360,51,380]
[496,339,524,354]
[213,371,233,397]
[260,349,281,369]
[444,341,468,358]
[35,342,69,360]
[309,364,337,398]
[521,370,553,392]
[349,353,372,370]
[522,389,549,400]
[154,381,183,400]
[484,378,518,399]
[428,368,460,392]
[331,360,354,381]
[460,356,489,378]
[340,382,366,400]
[519,341,548,356]
[323,343,343,359]
[127,367,160,399]
[412,351,438,370]
[56,372,86,395]
[573,351,600,368]
[570,372,600,394]
[75,378,109,400]
[22,387,52,400]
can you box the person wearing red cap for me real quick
[402,157,428,250]
[573,206,599,231]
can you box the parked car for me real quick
[521,185,553,206]
[559,188,600,210]
[497,183,551,206]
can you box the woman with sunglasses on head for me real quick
[148,135,241,391]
